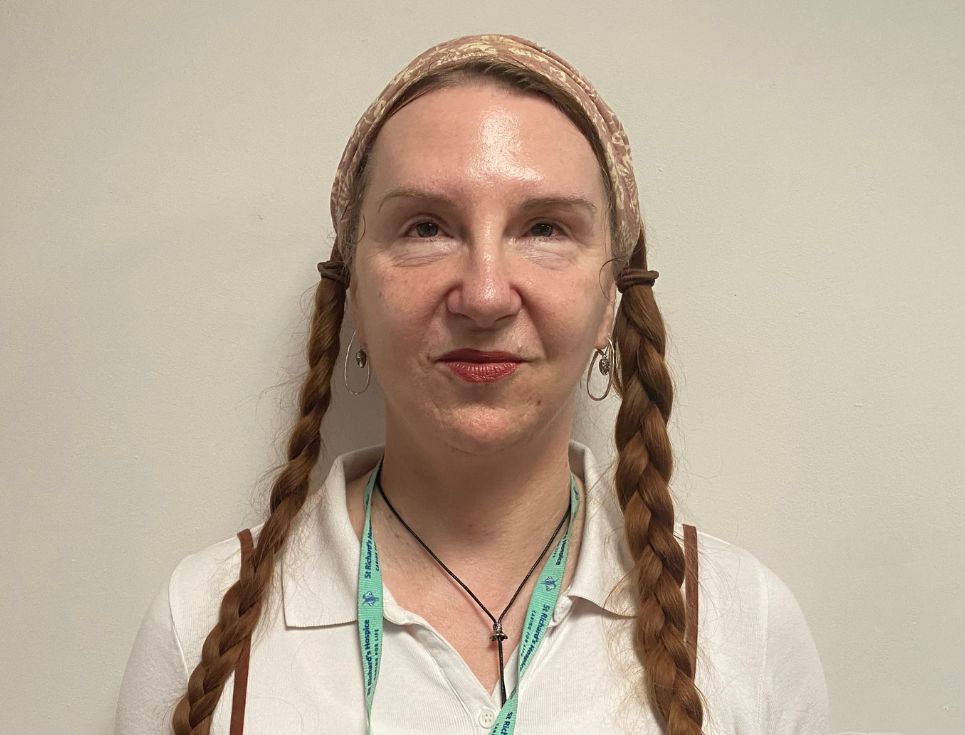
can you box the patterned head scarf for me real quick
[320,33,657,291]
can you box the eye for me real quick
[407,220,440,238]
[529,222,559,238]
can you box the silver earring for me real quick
[343,330,371,396]
[586,337,614,401]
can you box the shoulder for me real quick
[165,525,266,666]
[688,528,830,732]
[688,528,779,612]
[688,528,813,640]
[163,446,379,656]
[115,526,265,735]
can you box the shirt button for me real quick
[477,708,497,728]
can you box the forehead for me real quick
[364,82,604,202]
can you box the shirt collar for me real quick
[563,442,637,618]
[281,442,636,628]
[281,444,383,628]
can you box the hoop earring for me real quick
[586,337,614,401]
[343,330,371,396]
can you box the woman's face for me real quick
[350,81,615,454]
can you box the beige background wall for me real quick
[2,1,962,733]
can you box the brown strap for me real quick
[683,523,699,676]
[230,528,254,735]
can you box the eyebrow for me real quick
[377,187,454,213]
[376,186,597,219]
[521,195,598,217]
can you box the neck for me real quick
[378,413,577,566]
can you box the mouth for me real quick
[436,349,525,384]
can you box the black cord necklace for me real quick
[375,465,570,706]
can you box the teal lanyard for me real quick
[356,457,580,735]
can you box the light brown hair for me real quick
[172,59,703,735]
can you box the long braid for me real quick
[171,261,347,734]
[613,239,705,734]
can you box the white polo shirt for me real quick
[115,442,830,734]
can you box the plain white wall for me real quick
[2,1,962,733]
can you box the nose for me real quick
[446,231,521,329]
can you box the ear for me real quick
[595,281,618,350]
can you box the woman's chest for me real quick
[384,569,536,699]
[208,609,755,735]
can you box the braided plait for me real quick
[171,257,348,734]
[613,239,705,734]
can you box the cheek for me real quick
[358,273,440,354]
[535,271,608,345]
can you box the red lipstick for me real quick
[437,349,523,384]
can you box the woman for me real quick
[116,34,829,735]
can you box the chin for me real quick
[437,406,543,455]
